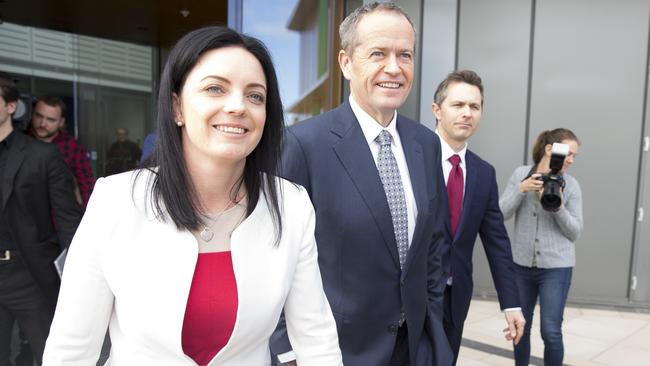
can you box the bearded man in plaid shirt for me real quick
[30,96,94,207]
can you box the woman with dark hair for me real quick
[43,26,342,365]
[499,128,583,366]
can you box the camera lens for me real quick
[540,180,562,212]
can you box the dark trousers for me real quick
[0,251,55,366]
[14,327,33,366]
[387,323,409,366]
[442,285,463,366]
[513,264,572,366]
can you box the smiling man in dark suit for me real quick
[0,74,82,365]
[271,2,452,366]
[432,70,525,364]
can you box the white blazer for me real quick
[43,170,342,366]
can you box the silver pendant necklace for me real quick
[199,226,215,242]
[199,200,240,243]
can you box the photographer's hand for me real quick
[519,174,544,193]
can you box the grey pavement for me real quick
[458,299,650,365]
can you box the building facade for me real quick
[288,0,650,309]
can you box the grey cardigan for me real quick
[499,165,583,268]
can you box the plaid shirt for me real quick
[51,131,95,207]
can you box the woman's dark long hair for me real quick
[137,26,284,243]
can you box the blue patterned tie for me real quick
[375,130,409,269]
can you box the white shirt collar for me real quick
[348,95,417,246]
[435,129,468,164]
[349,95,398,146]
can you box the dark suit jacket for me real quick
[2,131,82,306]
[272,102,453,366]
[443,150,519,327]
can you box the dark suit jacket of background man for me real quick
[442,149,519,335]
[271,101,453,366]
[2,132,82,307]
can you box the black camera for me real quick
[536,143,569,212]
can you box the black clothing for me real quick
[0,131,82,365]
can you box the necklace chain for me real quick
[199,200,243,243]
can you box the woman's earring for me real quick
[176,120,183,127]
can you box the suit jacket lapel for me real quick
[2,133,25,211]
[442,176,453,241]
[456,151,478,240]
[397,120,427,273]
[330,103,401,269]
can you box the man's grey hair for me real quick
[339,2,416,56]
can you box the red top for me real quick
[182,252,238,366]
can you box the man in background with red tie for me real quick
[432,70,525,364]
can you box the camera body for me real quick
[536,143,569,212]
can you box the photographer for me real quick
[499,128,583,366]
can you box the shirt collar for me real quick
[349,95,398,146]
[435,129,467,164]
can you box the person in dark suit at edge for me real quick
[0,73,82,365]
[431,70,525,364]
[271,2,453,366]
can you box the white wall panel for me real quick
[529,0,649,303]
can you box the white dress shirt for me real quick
[435,131,521,312]
[435,130,466,286]
[435,130,467,193]
[350,95,417,246]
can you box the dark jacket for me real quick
[2,132,82,306]
[272,101,453,366]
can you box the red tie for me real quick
[447,154,463,236]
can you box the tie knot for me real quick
[449,154,461,167]
[375,130,392,147]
